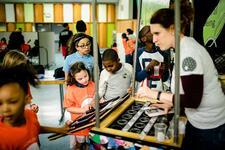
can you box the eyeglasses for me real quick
[77,42,91,49]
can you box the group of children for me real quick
[61,24,171,149]
[0,24,169,149]
[62,33,133,149]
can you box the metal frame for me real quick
[174,0,181,144]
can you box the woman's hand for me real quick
[151,99,173,113]
[136,85,158,99]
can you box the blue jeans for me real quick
[182,121,225,150]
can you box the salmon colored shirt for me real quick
[0,109,40,150]
[122,39,135,55]
[64,81,95,136]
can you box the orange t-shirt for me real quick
[122,39,135,55]
[64,81,95,136]
[0,109,40,150]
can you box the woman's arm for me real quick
[180,75,203,108]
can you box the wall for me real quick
[0,0,119,2]
[117,0,132,19]
[0,3,116,48]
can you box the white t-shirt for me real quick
[171,36,225,129]
[99,63,133,100]
[138,49,164,90]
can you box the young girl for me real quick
[64,61,95,150]
[63,33,94,81]
[2,50,39,113]
[0,65,69,149]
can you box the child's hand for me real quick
[66,120,73,126]
[56,124,70,134]
[127,87,132,94]
[146,59,160,71]
[83,104,91,113]
[31,104,39,113]
[55,120,71,134]
[99,97,106,103]
[90,98,95,108]
[136,79,158,99]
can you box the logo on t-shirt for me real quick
[182,57,197,71]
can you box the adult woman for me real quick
[137,1,225,150]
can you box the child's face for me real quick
[103,59,120,74]
[76,38,91,55]
[0,83,28,126]
[74,70,89,86]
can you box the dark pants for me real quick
[182,121,225,150]
[125,54,133,65]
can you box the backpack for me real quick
[54,67,65,79]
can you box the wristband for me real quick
[157,91,162,100]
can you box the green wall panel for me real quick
[107,23,115,48]
[90,23,93,37]
[24,4,34,22]
[16,23,24,31]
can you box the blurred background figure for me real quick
[111,42,118,53]
[0,37,7,51]
[7,28,25,51]
[59,23,73,59]
[121,31,135,66]
[28,40,40,64]
[0,37,8,62]
[126,28,136,40]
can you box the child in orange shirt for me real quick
[2,50,39,113]
[121,33,135,65]
[64,61,95,150]
[0,65,69,150]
